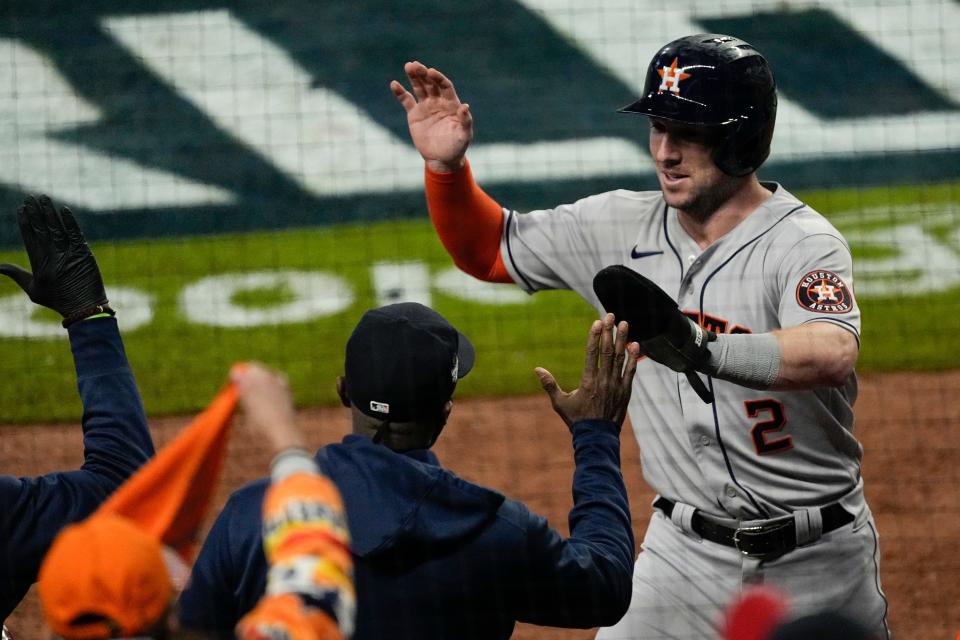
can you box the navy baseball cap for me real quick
[344,303,475,422]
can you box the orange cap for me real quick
[236,593,343,640]
[39,383,239,639]
[37,514,172,640]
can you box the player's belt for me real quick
[653,496,854,559]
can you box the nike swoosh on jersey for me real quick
[630,247,664,259]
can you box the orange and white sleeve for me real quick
[236,451,354,640]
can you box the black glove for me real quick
[593,264,715,403]
[0,194,110,326]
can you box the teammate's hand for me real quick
[535,313,639,430]
[231,362,307,454]
[0,195,108,321]
[390,61,473,172]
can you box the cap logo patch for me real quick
[657,58,690,94]
[795,270,852,313]
[369,400,390,414]
[451,355,459,383]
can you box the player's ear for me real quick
[424,400,454,448]
[335,376,351,408]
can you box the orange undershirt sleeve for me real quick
[424,159,513,283]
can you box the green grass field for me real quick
[1,180,958,423]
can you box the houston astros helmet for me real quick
[620,34,777,176]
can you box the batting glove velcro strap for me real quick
[593,265,715,403]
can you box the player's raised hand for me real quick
[536,313,640,430]
[231,362,307,455]
[390,61,473,172]
[0,194,109,325]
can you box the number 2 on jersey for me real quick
[744,399,793,455]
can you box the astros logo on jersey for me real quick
[657,58,690,94]
[795,270,852,313]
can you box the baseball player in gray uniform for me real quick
[391,34,889,639]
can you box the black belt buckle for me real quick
[732,520,795,559]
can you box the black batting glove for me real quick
[0,195,110,325]
[639,309,716,372]
[593,264,716,404]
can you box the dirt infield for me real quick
[4,370,959,639]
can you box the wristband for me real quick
[704,333,781,390]
[62,304,115,328]
[270,447,319,482]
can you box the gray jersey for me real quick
[500,183,863,519]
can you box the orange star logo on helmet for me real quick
[657,58,690,94]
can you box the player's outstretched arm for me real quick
[0,195,153,621]
[391,61,473,173]
[592,265,860,394]
[393,62,512,283]
[511,315,638,628]
[182,364,319,633]
[230,363,354,640]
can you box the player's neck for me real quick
[677,178,772,249]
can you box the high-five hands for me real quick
[390,61,473,173]
[536,314,640,430]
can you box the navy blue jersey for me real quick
[181,421,634,640]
